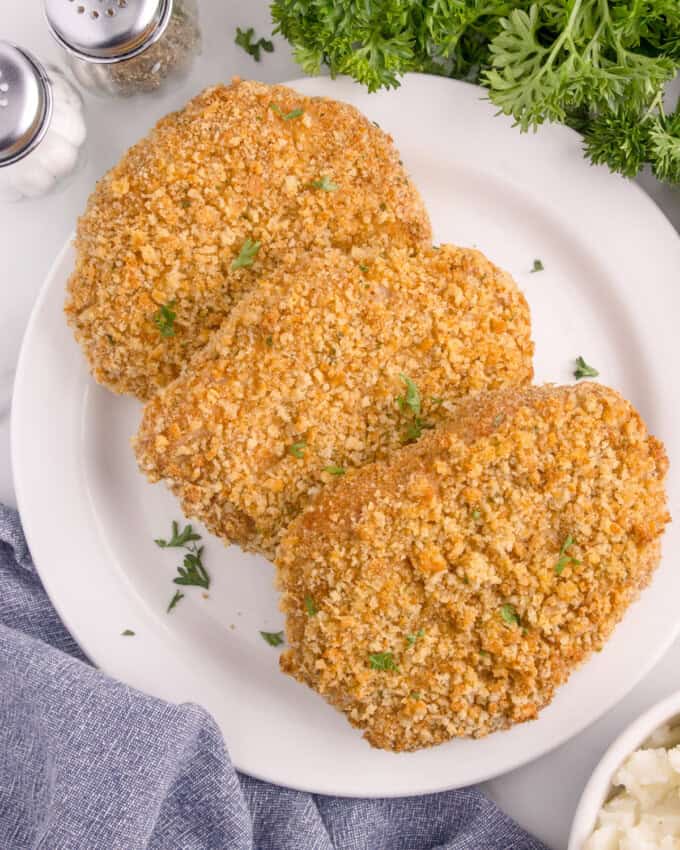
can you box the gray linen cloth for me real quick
[0,504,548,850]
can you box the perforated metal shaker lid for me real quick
[44,0,173,63]
[0,43,53,167]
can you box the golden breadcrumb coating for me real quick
[276,383,670,752]
[65,78,431,400]
[134,244,533,557]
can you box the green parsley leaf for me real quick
[500,604,520,626]
[323,465,346,476]
[121,629,135,636]
[269,103,304,120]
[403,417,434,444]
[174,547,210,590]
[167,590,184,613]
[369,652,398,671]
[231,238,261,271]
[554,534,582,575]
[492,413,506,429]
[479,650,491,659]
[153,301,176,338]
[311,175,339,191]
[431,397,444,405]
[359,264,369,273]
[273,0,680,186]
[397,374,421,416]
[410,691,422,700]
[472,509,481,521]
[406,628,424,646]
[289,440,306,458]
[574,356,599,380]
[530,259,544,273]
[304,594,318,616]
[235,27,274,62]
[155,521,202,549]
[265,335,273,347]
[260,630,285,647]
[180,198,191,209]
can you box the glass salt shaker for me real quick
[44,0,201,98]
[0,43,87,202]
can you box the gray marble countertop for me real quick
[1,5,678,848]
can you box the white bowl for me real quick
[569,689,680,849]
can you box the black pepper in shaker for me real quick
[44,0,201,98]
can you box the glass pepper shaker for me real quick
[44,0,201,98]
[0,42,87,202]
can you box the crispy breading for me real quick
[276,383,670,752]
[65,79,431,400]
[134,244,534,557]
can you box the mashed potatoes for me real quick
[586,724,680,850]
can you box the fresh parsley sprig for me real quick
[153,301,176,338]
[396,374,434,444]
[500,603,519,626]
[174,548,210,590]
[231,238,261,271]
[554,535,582,576]
[155,521,201,549]
[574,357,599,380]
[311,175,339,191]
[235,27,274,62]
[155,522,210,608]
[260,630,285,647]
[272,0,680,185]
[269,103,305,121]
[369,652,398,671]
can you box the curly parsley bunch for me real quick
[271,0,680,183]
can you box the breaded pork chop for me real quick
[66,79,431,400]
[134,244,533,557]
[276,383,669,752]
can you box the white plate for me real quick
[12,74,680,797]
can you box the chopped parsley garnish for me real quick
[174,548,210,589]
[554,534,582,575]
[359,263,369,272]
[260,630,285,647]
[153,301,176,338]
[121,629,135,636]
[406,628,424,646]
[369,652,398,671]
[156,522,210,603]
[397,374,434,443]
[410,691,422,700]
[431,397,444,405]
[180,198,191,209]
[289,440,306,458]
[574,356,599,380]
[323,465,346,476]
[155,521,201,549]
[265,335,273,347]
[269,103,304,120]
[403,417,434,444]
[492,412,506,429]
[472,509,481,521]
[311,175,339,191]
[397,374,421,416]
[304,594,318,616]
[479,650,491,658]
[231,238,261,270]
[167,590,184,613]
[500,603,520,626]
[234,26,274,62]
[530,259,544,273]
